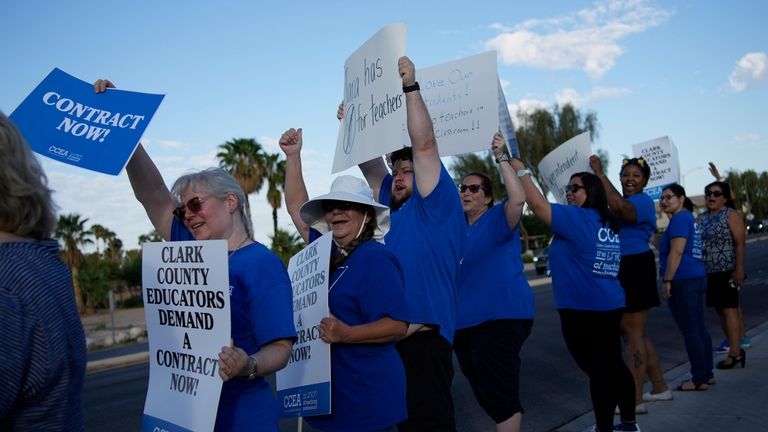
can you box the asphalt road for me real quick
[83,235,768,432]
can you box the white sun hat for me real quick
[299,175,390,241]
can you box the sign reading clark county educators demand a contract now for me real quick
[9,68,164,175]
[277,232,332,418]
[141,240,230,432]
[632,136,679,200]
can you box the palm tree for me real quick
[270,228,305,267]
[264,153,286,236]
[54,213,93,314]
[90,223,109,256]
[138,229,164,245]
[106,237,123,262]
[516,103,600,197]
[217,138,268,233]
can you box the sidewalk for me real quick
[557,321,768,431]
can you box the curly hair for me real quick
[0,113,57,239]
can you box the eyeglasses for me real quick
[173,196,209,220]
[459,184,484,193]
[622,157,647,167]
[321,200,356,213]
[705,190,724,197]
[660,194,676,201]
[564,184,585,193]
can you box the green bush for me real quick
[118,295,144,308]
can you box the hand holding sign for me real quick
[318,314,351,344]
[589,154,605,177]
[491,131,505,160]
[399,56,416,86]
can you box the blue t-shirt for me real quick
[378,164,466,343]
[659,211,706,280]
[171,220,297,431]
[457,202,534,329]
[619,192,656,256]
[549,204,625,310]
[306,232,408,431]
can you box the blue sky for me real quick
[3,0,766,250]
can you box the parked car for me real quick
[533,246,550,275]
[747,218,766,234]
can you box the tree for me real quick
[90,223,109,256]
[138,229,163,245]
[264,153,286,236]
[270,228,305,267]
[54,213,93,314]
[516,103,600,197]
[723,168,768,218]
[217,138,268,233]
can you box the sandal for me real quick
[676,379,708,391]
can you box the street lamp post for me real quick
[682,166,705,190]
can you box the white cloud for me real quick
[508,98,550,125]
[485,0,671,80]
[555,86,630,106]
[729,52,768,92]
[732,133,762,148]
[157,140,185,149]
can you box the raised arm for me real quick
[338,102,388,200]
[510,157,552,226]
[491,132,525,229]
[399,56,440,197]
[94,79,176,239]
[279,128,310,244]
[590,155,637,223]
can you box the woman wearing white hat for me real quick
[281,128,409,432]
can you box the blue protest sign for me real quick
[10,68,164,175]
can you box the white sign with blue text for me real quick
[333,23,406,173]
[277,232,333,418]
[141,240,230,432]
[632,136,679,200]
[10,68,164,175]
[538,132,593,204]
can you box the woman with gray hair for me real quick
[0,113,87,430]
[94,80,295,431]
[280,127,408,432]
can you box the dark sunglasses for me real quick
[321,200,356,213]
[459,184,484,193]
[705,190,724,198]
[564,184,585,193]
[173,196,209,220]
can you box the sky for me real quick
[3,0,767,251]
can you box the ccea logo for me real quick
[597,227,619,243]
[284,393,302,408]
[48,146,69,157]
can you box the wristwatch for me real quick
[495,153,510,164]
[517,168,531,177]
[245,356,258,380]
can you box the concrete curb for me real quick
[86,352,149,374]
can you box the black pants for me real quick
[559,309,635,431]
[396,330,456,432]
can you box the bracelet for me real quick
[403,82,420,93]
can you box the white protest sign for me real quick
[333,23,406,173]
[537,132,592,204]
[497,77,520,157]
[632,136,679,200]
[140,240,230,432]
[277,232,333,417]
[406,51,499,155]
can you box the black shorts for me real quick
[396,330,456,432]
[454,319,533,424]
[706,270,740,308]
[618,250,660,312]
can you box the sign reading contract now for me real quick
[10,68,164,175]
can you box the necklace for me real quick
[228,235,250,258]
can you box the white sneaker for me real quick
[614,403,648,415]
[642,389,673,402]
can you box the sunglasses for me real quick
[660,194,676,201]
[705,190,724,198]
[321,200,356,213]
[564,184,585,193]
[173,196,209,220]
[459,184,484,193]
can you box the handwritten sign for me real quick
[404,51,500,155]
[276,233,332,417]
[10,68,163,175]
[538,132,592,204]
[140,240,230,432]
[333,23,406,173]
[632,136,679,200]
